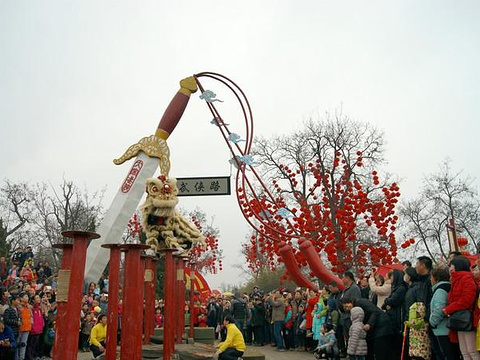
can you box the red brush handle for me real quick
[155,76,197,140]
[279,242,318,290]
[298,238,345,290]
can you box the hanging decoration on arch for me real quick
[185,268,211,297]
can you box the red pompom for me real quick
[458,237,468,247]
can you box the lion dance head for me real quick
[141,175,204,252]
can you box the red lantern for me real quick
[458,237,468,247]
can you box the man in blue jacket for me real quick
[0,320,16,360]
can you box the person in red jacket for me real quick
[154,308,163,328]
[305,289,319,351]
[443,256,479,360]
[283,300,294,350]
[25,294,45,359]
[305,289,319,330]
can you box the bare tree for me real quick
[29,179,105,268]
[0,180,31,256]
[244,111,400,274]
[400,159,480,262]
[0,178,105,268]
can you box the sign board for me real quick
[144,269,154,282]
[176,176,231,197]
[57,269,71,302]
[177,268,184,281]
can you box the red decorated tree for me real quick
[185,208,223,275]
[241,232,280,279]
[240,113,401,276]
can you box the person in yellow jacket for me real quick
[89,314,107,359]
[214,315,246,360]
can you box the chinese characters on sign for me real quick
[121,159,144,193]
[176,176,231,196]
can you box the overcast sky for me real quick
[1,1,479,289]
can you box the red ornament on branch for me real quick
[457,237,468,247]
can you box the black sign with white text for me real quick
[176,176,231,196]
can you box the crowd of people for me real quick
[0,248,112,360]
[0,248,58,360]
[189,253,480,360]
[4,247,480,360]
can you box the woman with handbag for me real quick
[382,269,408,358]
[443,256,479,360]
[429,267,455,360]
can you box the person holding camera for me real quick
[271,290,286,351]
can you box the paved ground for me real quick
[76,345,319,360]
[246,345,316,360]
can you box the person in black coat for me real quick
[251,297,265,345]
[220,300,233,341]
[2,296,21,339]
[414,256,433,315]
[206,296,219,328]
[342,297,393,360]
[382,269,407,358]
[43,262,53,279]
[403,267,421,317]
[231,293,247,337]
[215,298,224,339]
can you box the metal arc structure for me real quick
[194,72,339,288]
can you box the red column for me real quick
[53,231,100,360]
[101,244,122,360]
[119,244,149,360]
[163,249,176,360]
[140,255,146,326]
[181,257,188,337]
[53,243,74,269]
[188,265,195,339]
[174,256,181,344]
[143,255,157,344]
[174,255,187,344]
[51,243,73,360]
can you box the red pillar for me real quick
[180,257,188,337]
[163,249,176,360]
[120,244,149,360]
[51,243,73,360]
[53,231,100,360]
[174,255,187,344]
[101,244,122,360]
[174,256,182,344]
[143,255,157,344]
[53,243,74,269]
[188,265,195,339]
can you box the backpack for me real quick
[325,310,333,328]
